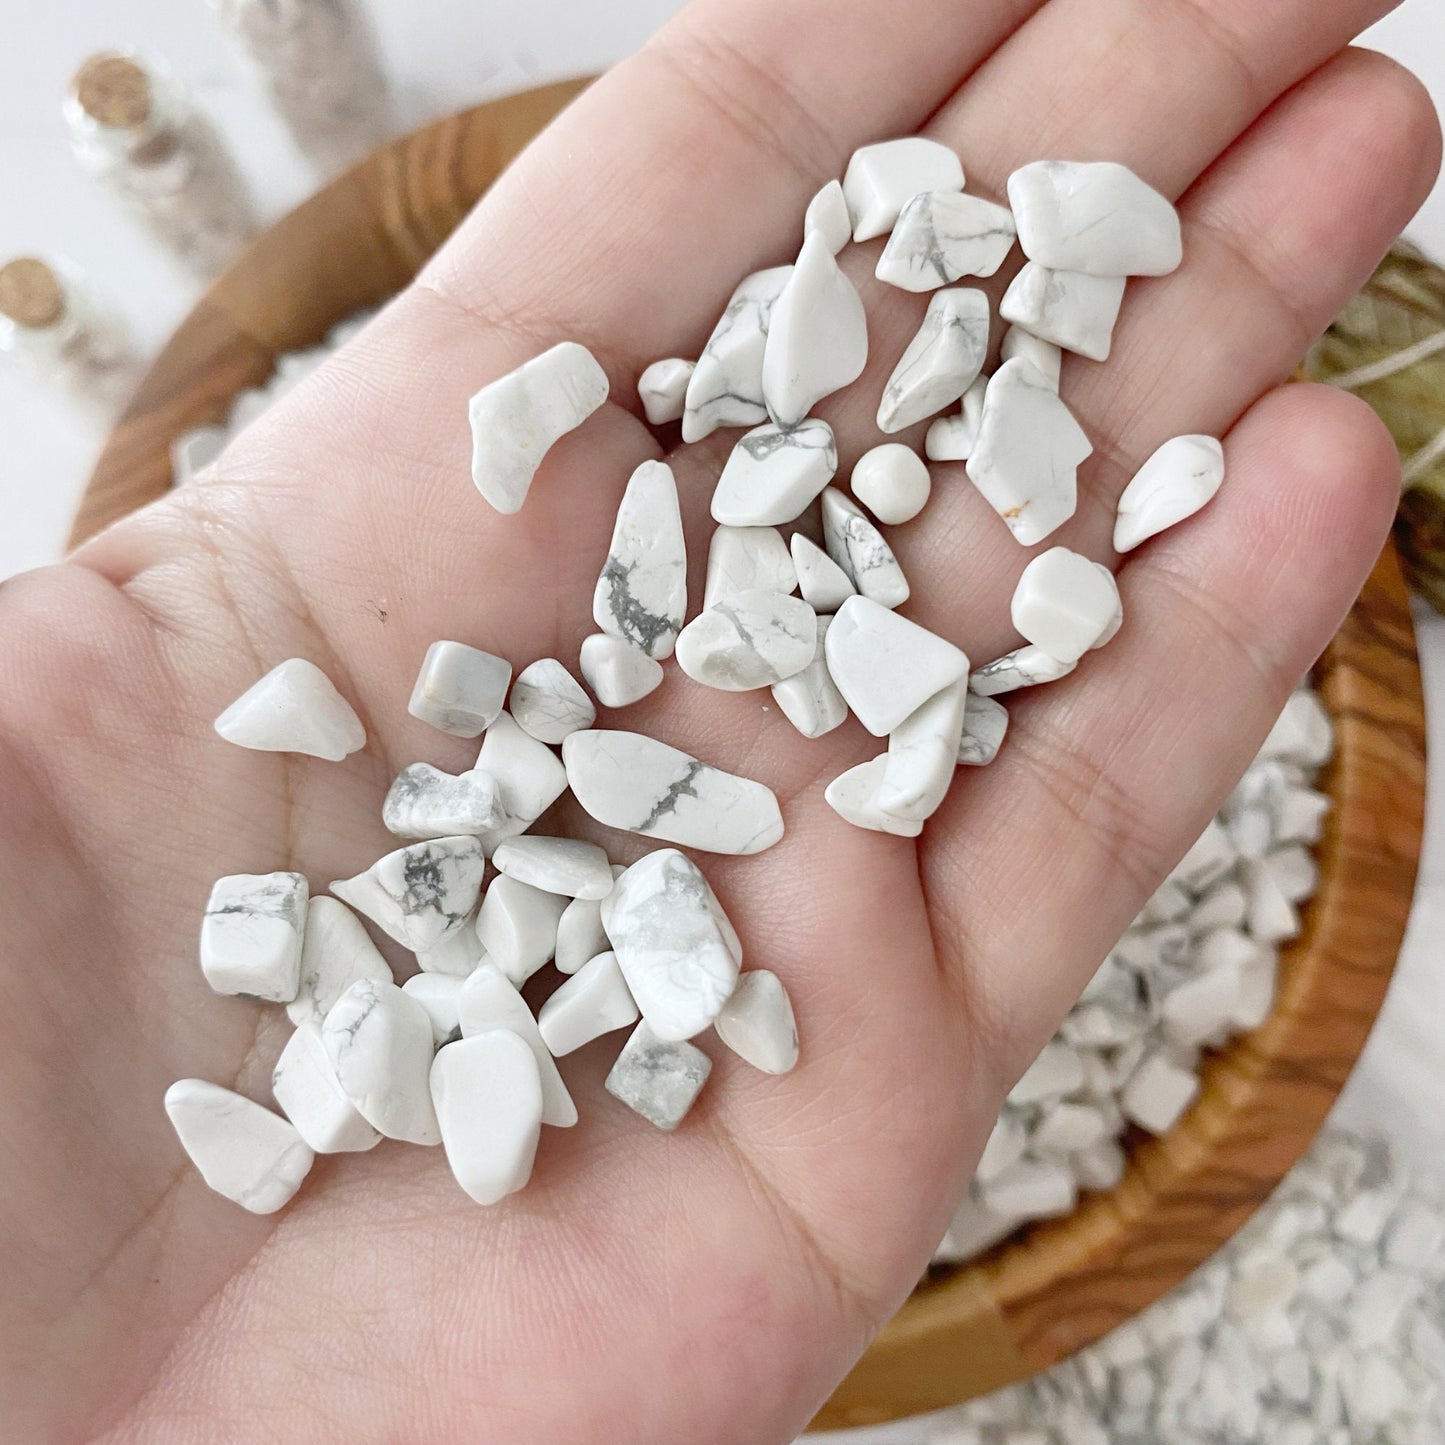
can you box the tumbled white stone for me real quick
[820,487,909,608]
[714,970,798,1074]
[683,265,792,443]
[382,763,505,840]
[970,644,1078,696]
[456,963,577,1127]
[331,835,486,953]
[803,177,853,254]
[288,895,392,1025]
[1011,547,1122,663]
[509,658,596,744]
[877,287,989,434]
[606,1020,713,1130]
[414,917,485,977]
[1033,1102,1109,1156]
[711,418,838,527]
[537,950,639,1056]
[1114,434,1226,552]
[430,1031,543,1204]
[851,443,932,524]
[1008,160,1183,277]
[1000,326,1062,388]
[164,1078,314,1214]
[676,589,817,692]
[789,532,856,613]
[966,358,1093,545]
[321,979,440,1145]
[636,357,694,425]
[825,594,969,736]
[704,525,797,609]
[600,849,741,1042]
[563,729,783,856]
[924,374,988,462]
[772,613,848,739]
[957,692,1009,766]
[468,340,609,514]
[214,658,365,761]
[401,972,465,1045]
[843,136,965,242]
[1242,858,1300,944]
[1261,691,1334,770]
[877,677,969,822]
[1001,262,1126,362]
[1161,958,1243,1050]
[1122,1050,1200,1133]
[593,459,687,660]
[474,873,567,987]
[823,755,924,838]
[474,711,569,843]
[877,189,1016,291]
[1008,1040,1086,1105]
[976,1115,1028,1184]
[761,232,868,427]
[272,1022,382,1153]
[578,633,663,709]
[200,871,307,1002]
[492,835,613,900]
[555,889,613,976]
[979,1157,1077,1221]
[407,641,511,738]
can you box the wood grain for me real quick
[73,90,1426,1431]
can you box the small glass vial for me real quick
[65,52,257,278]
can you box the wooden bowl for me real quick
[75,83,1427,1431]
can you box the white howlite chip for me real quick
[1000,262,1127,362]
[509,659,595,744]
[331,835,486,952]
[563,729,783,856]
[537,951,639,1056]
[825,595,969,737]
[821,487,910,608]
[876,189,1017,291]
[924,374,988,462]
[382,763,505,840]
[605,1020,713,1130]
[1260,691,1334,770]
[408,641,511,739]
[321,979,440,1145]
[601,849,741,1042]
[1000,326,1062,388]
[272,1022,382,1154]
[970,645,1078,696]
[214,658,365,761]
[761,230,869,427]
[456,963,577,1127]
[468,341,609,514]
[401,972,465,1045]
[200,871,308,1002]
[843,137,965,242]
[967,359,1093,545]
[823,756,923,838]
[1122,1051,1200,1133]
[803,177,853,254]
[704,526,798,609]
[675,589,817,692]
[164,1079,314,1214]
[636,357,694,425]
[714,970,799,1075]
[957,692,1009,766]
[1011,547,1122,663]
[683,265,792,443]
[1113,434,1226,552]
[492,835,613,900]
[288,895,392,1025]
[1008,160,1183,277]
[789,532,856,612]
[555,880,618,975]
[877,677,969,822]
[430,1031,543,1205]
[474,711,569,842]
[578,633,664,709]
[877,286,989,433]
[772,613,848,739]
[851,443,932,524]
[473,873,567,986]
[979,1157,1078,1221]
[710,418,838,527]
[593,459,688,660]
[414,916,485,977]
[1008,1040,1086,1105]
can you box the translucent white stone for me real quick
[578,633,663,709]
[1114,435,1226,552]
[843,137,964,242]
[272,1022,381,1153]
[636,357,693,425]
[789,532,856,612]
[714,970,798,1074]
[772,613,848,739]
[605,1020,712,1130]
[473,873,567,986]
[1000,262,1126,362]
[675,589,817,692]
[850,443,932,524]
[508,658,595,744]
[593,459,687,660]
[877,286,989,433]
[214,658,365,760]
[876,190,1016,291]
[407,641,511,738]
[803,177,853,254]
[200,871,307,1002]
[710,418,838,527]
[381,763,505,840]
[288,895,392,1025]
[703,525,797,609]
[820,487,909,608]
[331,835,485,952]
[537,950,639,1056]
[1011,546,1122,663]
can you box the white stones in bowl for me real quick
[710,418,838,527]
[201,871,308,1001]
[851,443,932,524]
[821,487,910,608]
[563,729,783,856]
[382,763,505,840]
[714,970,799,1074]
[606,1021,713,1131]
[1113,434,1226,552]
[537,950,639,1056]
[789,532,856,612]
[330,835,486,952]
[579,633,663,708]
[468,340,609,514]
[636,357,693,425]
[803,177,853,254]
[877,286,989,433]
[1000,262,1127,362]
[272,1022,382,1153]
[771,613,848,739]
[287,895,392,1025]
[704,526,797,609]
[1007,160,1183,277]
[843,136,965,241]
[876,190,1016,291]
[408,641,511,738]
[1011,547,1123,663]
[492,835,614,900]
[675,589,817,691]
[214,658,365,761]
[509,658,595,743]
[593,459,687,661]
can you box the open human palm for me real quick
[1,0,1439,1440]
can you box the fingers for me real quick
[923,381,1401,1087]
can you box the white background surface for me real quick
[2,3,1444,1440]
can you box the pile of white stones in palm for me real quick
[165,141,1232,1215]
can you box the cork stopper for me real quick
[72,53,153,130]
[0,258,65,329]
